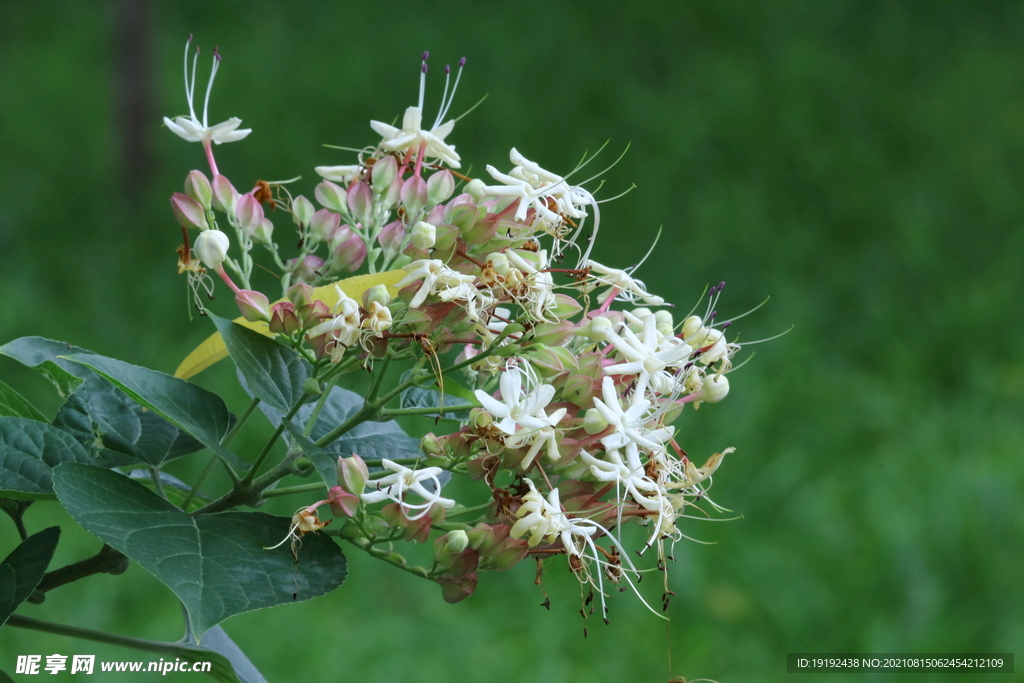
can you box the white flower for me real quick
[591,377,675,470]
[192,229,230,268]
[163,38,251,146]
[396,259,476,309]
[308,286,361,354]
[370,54,463,168]
[602,314,692,398]
[578,448,661,511]
[585,259,665,306]
[360,459,455,520]
[473,362,558,436]
[360,301,392,336]
[315,165,362,184]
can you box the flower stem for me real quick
[260,482,327,499]
[380,403,476,418]
[241,392,309,486]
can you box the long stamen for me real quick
[188,46,200,122]
[203,46,222,129]
[417,51,429,111]
[433,64,452,130]
[438,57,466,124]
[182,36,194,119]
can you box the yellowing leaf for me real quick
[174,270,407,380]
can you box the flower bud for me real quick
[288,255,325,284]
[235,289,271,322]
[234,192,264,238]
[363,284,392,308]
[410,221,436,250]
[193,229,229,268]
[302,377,322,396]
[292,195,315,228]
[465,178,487,201]
[337,455,369,495]
[301,300,330,330]
[485,252,510,275]
[347,181,373,226]
[682,315,706,345]
[582,316,613,342]
[371,155,398,193]
[426,169,455,205]
[332,235,367,272]
[309,209,342,243]
[268,302,301,336]
[582,408,608,435]
[655,310,674,328]
[252,218,274,245]
[443,530,469,553]
[328,486,360,518]
[287,283,314,309]
[315,180,348,213]
[361,301,393,335]
[170,193,208,230]
[185,170,213,210]
[695,373,729,403]
[377,220,405,259]
[400,176,428,217]
[420,433,443,458]
[381,176,403,210]
[211,175,240,214]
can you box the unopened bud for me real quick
[287,283,314,309]
[288,255,325,284]
[185,171,213,210]
[315,181,348,213]
[410,221,436,250]
[377,220,405,259]
[292,195,315,228]
[426,170,455,205]
[315,165,361,184]
[420,433,443,458]
[193,229,229,268]
[235,289,270,322]
[583,316,613,342]
[302,377,322,396]
[332,234,367,272]
[211,175,240,214]
[371,156,398,193]
[695,373,729,403]
[444,529,469,553]
[347,181,373,226]
[682,315,706,344]
[582,408,608,435]
[309,209,341,243]
[400,176,428,216]
[328,486,360,517]
[337,454,369,495]
[252,218,274,245]
[268,302,301,336]
[363,284,391,308]
[465,178,487,201]
[170,193,208,230]
[234,193,265,238]
[485,252,509,275]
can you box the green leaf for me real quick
[399,373,475,421]
[182,624,268,683]
[0,417,94,499]
[53,463,347,639]
[0,668,13,683]
[0,378,47,422]
[0,337,94,398]
[53,376,204,468]
[211,315,312,414]
[62,354,249,472]
[0,526,60,627]
[127,469,208,512]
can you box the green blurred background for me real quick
[1,1,1022,681]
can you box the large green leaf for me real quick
[0,417,94,500]
[0,337,94,398]
[182,624,268,683]
[0,378,47,422]
[63,354,248,472]
[211,315,312,414]
[53,463,347,639]
[0,526,60,626]
[53,376,204,468]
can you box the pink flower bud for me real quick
[268,302,301,336]
[211,174,240,214]
[347,181,373,226]
[234,192,264,238]
[170,192,208,230]
[426,169,455,205]
[301,300,330,330]
[315,180,347,213]
[235,289,271,322]
[309,209,341,243]
[327,486,360,517]
[371,155,398,193]
[377,220,405,259]
[382,176,403,209]
[286,255,324,285]
[436,572,478,604]
[185,170,213,210]
[331,235,367,272]
[337,454,369,495]
[252,218,274,244]
[400,175,428,216]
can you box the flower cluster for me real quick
[165,44,755,624]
